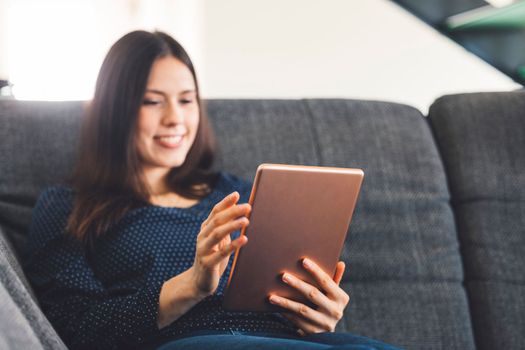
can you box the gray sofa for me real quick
[0,92,523,350]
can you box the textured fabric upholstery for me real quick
[0,101,82,349]
[207,99,474,349]
[0,282,44,350]
[1,94,521,349]
[0,228,67,350]
[304,99,474,349]
[0,225,34,298]
[428,92,525,350]
[0,100,84,260]
[206,99,321,178]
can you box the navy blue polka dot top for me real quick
[25,172,296,350]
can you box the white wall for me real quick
[0,0,9,80]
[1,0,521,112]
[200,0,521,112]
[2,0,203,100]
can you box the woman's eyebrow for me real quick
[145,89,167,97]
[145,89,196,96]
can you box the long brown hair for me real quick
[66,30,218,246]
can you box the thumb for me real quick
[333,261,346,285]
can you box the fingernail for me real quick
[269,295,279,304]
[282,273,290,283]
[303,258,311,268]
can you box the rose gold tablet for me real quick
[222,163,364,312]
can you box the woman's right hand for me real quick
[189,191,251,297]
[157,191,250,329]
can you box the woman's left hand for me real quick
[269,258,349,335]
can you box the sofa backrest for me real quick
[207,99,475,349]
[0,98,476,350]
[0,101,84,261]
[0,101,80,350]
[428,92,525,350]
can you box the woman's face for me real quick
[136,56,199,176]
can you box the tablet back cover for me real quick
[223,164,363,312]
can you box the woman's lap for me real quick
[156,331,402,350]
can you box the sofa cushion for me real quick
[0,226,35,300]
[0,100,84,261]
[1,98,476,350]
[206,99,321,176]
[428,91,525,350]
[1,226,67,350]
[0,283,43,350]
[208,99,476,349]
[306,99,474,349]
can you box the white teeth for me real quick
[158,135,183,143]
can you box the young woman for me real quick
[25,31,400,350]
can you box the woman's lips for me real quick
[154,135,185,148]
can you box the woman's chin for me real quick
[164,158,188,169]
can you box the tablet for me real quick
[222,163,364,312]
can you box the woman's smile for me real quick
[154,134,186,149]
[136,56,200,175]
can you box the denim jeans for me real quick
[156,330,403,350]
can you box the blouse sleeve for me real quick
[25,187,163,350]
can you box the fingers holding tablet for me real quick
[201,210,250,250]
[192,192,251,296]
[333,261,345,285]
[200,191,242,231]
[282,311,333,335]
[278,272,333,310]
[272,296,334,332]
[268,258,350,334]
[205,234,248,266]
[198,195,250,251]
[302,258,350,310]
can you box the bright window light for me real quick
[486,0,516,8]
[8,0,99,100]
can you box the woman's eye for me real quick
[180,99,194,105]
[142,99,162,106]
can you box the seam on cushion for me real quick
[337,277,522,287]
[453,197,525,205]
[465,279,525,286]
[426,109,479,350]
[460,241,525,251]
[340,278,465,284]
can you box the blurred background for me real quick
[0,0,523,112]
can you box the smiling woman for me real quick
[64,31,217,246]
[24,30,400,350]
[137,57,201,197]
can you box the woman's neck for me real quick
[142,166,200,208]
[143,167,171,196]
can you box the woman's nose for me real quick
[163,103,184,125]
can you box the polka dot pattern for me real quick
[24,172,296,350]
